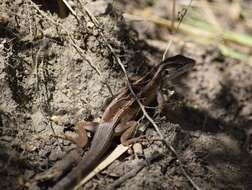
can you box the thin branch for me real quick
[171,0,176,32]
[162,0,193,61]
[80,3,201,190]
[109,152,162,189]
[161,139,201,190]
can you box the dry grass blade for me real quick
[124,11,252,61]
[61,0,77,17]
[200,0,221,30]
[74,144,130,189]
[162,0,192,60]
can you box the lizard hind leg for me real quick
[74,121,99,148]
[54,121,99,148]
[115,121,145,146]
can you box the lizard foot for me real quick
[122,135,146,146]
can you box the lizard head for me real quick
[161,54,195,80]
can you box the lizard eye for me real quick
[163,66,178,75]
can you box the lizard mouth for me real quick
[163,62,194,80]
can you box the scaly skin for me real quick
[51,55,195,190]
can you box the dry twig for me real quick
[109,151,162,189]
[74,144,130,190]
[79,3,201,190]
[162,0,193,60]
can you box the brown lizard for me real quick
[50,55,195,190]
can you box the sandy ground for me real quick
[0,0,252,189]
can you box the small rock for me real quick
[87,21,94,29]
[86,1,109,16]
[63,139,71,146]
[24,143,37,152]
[133,143,144,158]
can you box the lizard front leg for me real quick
[156,88,175,115]
[156,90,165,114]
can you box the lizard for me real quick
[50,55,195,190]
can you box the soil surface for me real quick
[0,0,252,190]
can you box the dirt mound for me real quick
[0,0,252,190]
